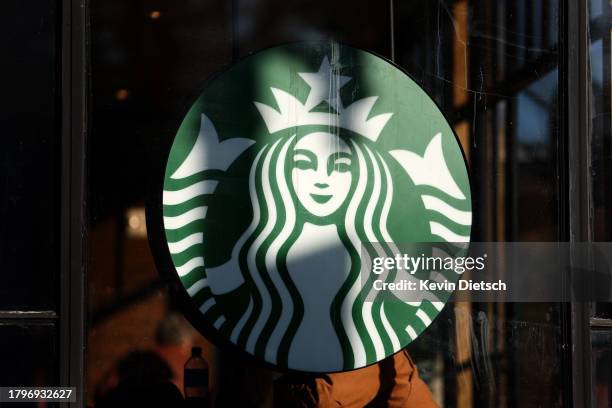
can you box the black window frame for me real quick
[59,0,87,405]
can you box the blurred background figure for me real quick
[93,312,195,407]
[95,350,183,407]
[154,311,195,394]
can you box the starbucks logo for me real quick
[156,42,471,372]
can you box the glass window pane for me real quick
[592,330,612,407]
[0,323,58,386]
[589,0,612,320]
[395,1,564,406]
[233,0,390,57]
[86,1,572,407]
[0,0,59,310]
[590,1,612,242]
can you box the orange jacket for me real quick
[275,350,439,408]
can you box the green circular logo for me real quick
[160,42,471,372]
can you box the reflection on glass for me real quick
[514,70,559,240]
[590,0,612,319]
[397,1,562,407]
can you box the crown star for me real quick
[254,57,393,142]
[298,57,351,110]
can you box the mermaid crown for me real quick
[254,57,393,142]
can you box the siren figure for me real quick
[205,57,405,370]
[163,53,471,372]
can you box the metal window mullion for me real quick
[564,0,594,407]
[60,0,87,406]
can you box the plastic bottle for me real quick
[184,346,209,407]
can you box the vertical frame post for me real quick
[563,0,593,406]
[60,0,87,406]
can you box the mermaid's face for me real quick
[291,132,354,218]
